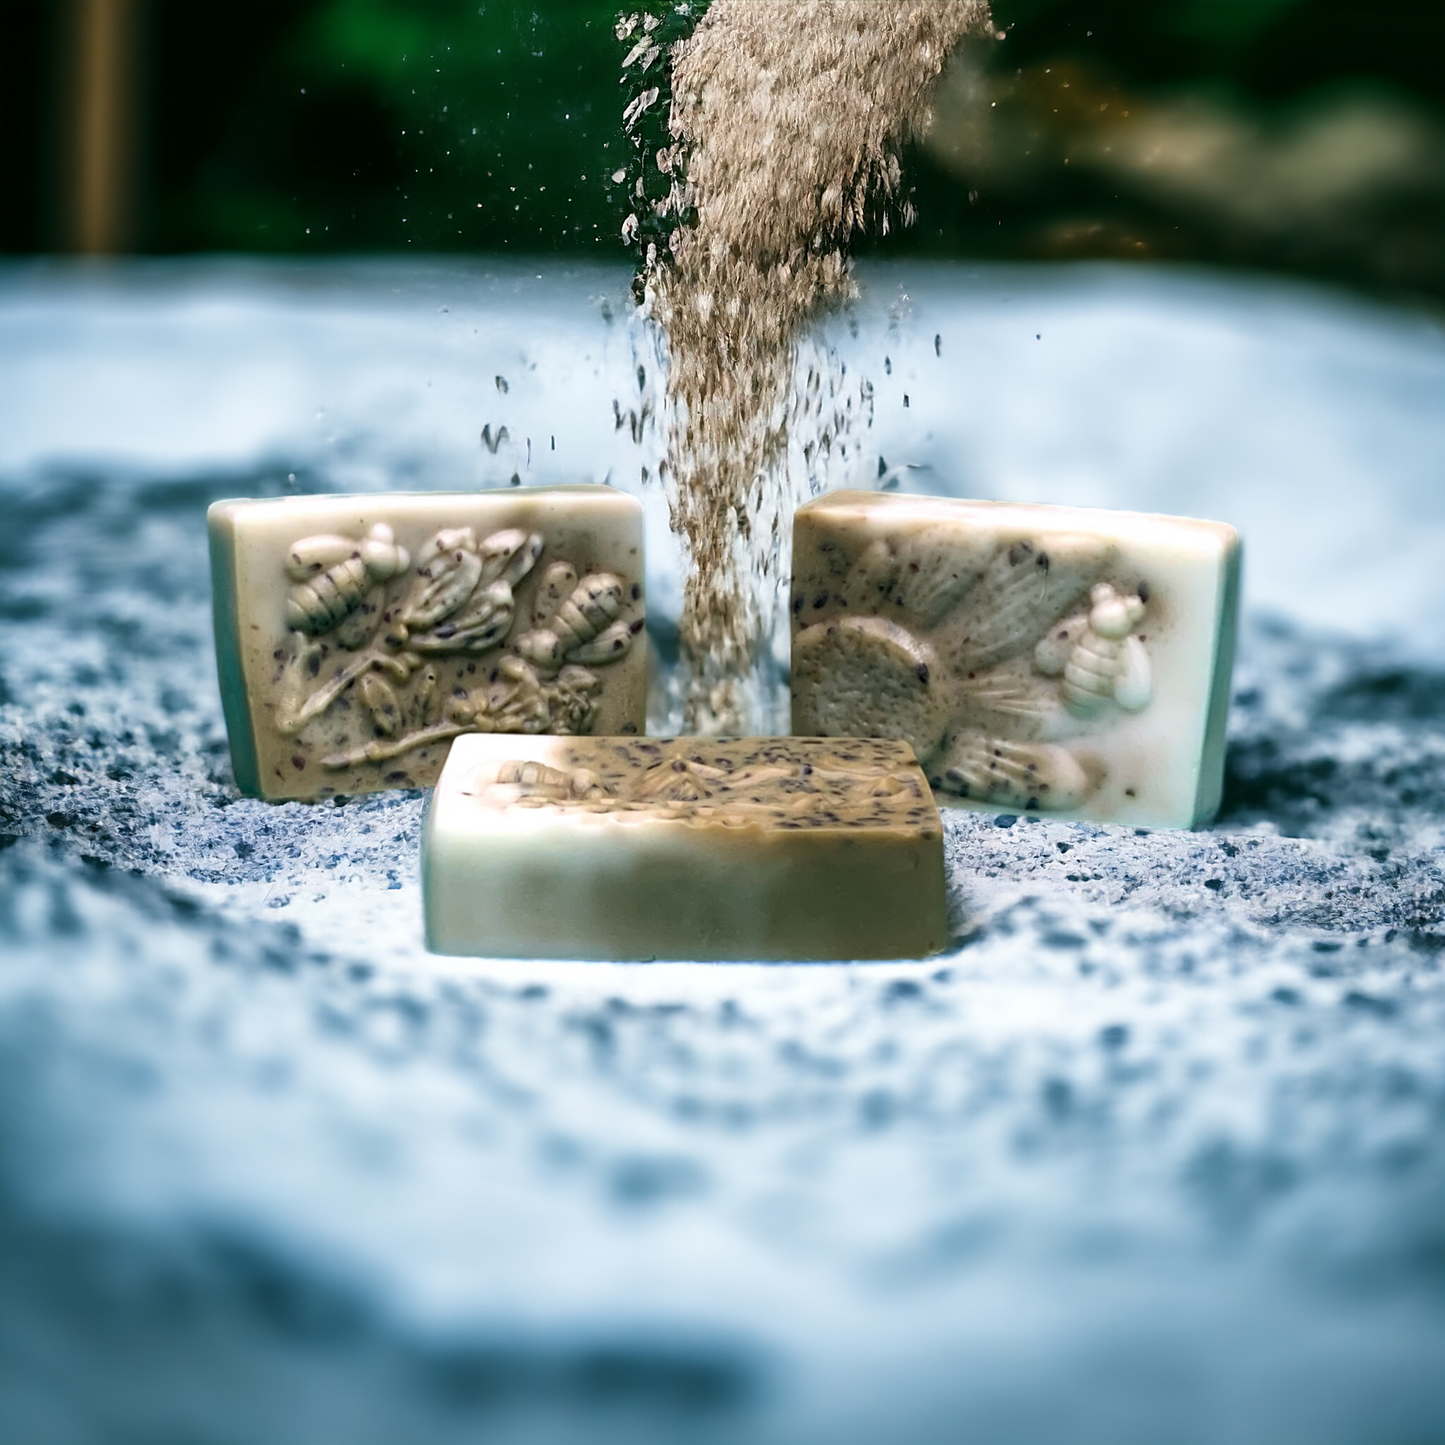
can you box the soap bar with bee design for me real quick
[791,492,1240,829]
[208,486,646,800]
[423,735,946,960]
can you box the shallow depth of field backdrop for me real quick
[2,4,1445,1444]
[1,0,1440,291]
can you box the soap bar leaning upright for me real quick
[209,486,645,800]
[424,734,947,961]
[791,491,1240,829]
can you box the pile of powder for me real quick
[628,0,994,731]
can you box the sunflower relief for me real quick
[792,529,1155,812]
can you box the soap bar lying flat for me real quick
[791,492,1240,829]
[424,735,946,960]
[209,486,645,800]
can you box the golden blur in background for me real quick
[64,0,145,254]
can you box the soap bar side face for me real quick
[791,492,1240,829]
[208,508,261,797]
[1193,532,1243,824]
[208,487,645,800]
[424,735,946,961]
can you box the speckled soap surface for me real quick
[209,485,645,800]
[792,492,1240,828]
[425,734,946,961]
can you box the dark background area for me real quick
[1,0,1442,300]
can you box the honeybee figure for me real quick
[1033,582,1152,718]
[515,570,642,674]
[484,759,607,808]
[284,523,411,639]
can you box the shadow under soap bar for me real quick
[209,486,645,800]
[792,492,1239,829]
[424,735,947,961]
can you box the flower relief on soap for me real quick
[468,740,936,829]
[271,522,642,771]
[794,534,1154,811]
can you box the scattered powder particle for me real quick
[629,0,993,731]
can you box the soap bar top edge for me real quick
[799,489,1239,551]
[434,733,941,836]
[206,483,640,528]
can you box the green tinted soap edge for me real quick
[1191,529,1242,827]
[207,504,262,798]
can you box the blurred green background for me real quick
[2,0,1441,300]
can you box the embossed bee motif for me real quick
[278,519,640,770]
[285,523,410,636]
[1033,583,1152,718]
[515,572,641,675]
[484,759,606,806]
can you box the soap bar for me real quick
[423,734,946,961]
[209,486,645,800]
[791,491,1240,829]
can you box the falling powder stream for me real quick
[625,0,994,732]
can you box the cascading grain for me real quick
[626,0,994,731]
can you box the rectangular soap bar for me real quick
[209,486,645,800]
[424,735,946,961]
[791,491,1240,829]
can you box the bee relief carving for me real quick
[1032,583,1152,718]
[793,535,1155,813]
[272,522,641,771]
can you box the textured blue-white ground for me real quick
[2,259,1444,1444]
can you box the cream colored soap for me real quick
[791,492,1240,829]
[424,734,947,961]
[209,486,645,800]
